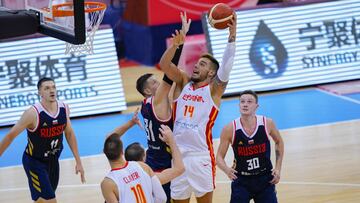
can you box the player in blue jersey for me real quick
[0,77,85,203]
[135,12,191,203]
[216,90,284,203]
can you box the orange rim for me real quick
[52,2,106,17]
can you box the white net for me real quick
[63,2,106,55]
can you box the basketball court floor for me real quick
[1,85,359,202]
[1,0,359,202]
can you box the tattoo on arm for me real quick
[215,76,228,88]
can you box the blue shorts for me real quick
[230,172,278,203]
[163,182,171,203]
[22,152,59,201]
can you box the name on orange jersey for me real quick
[182,94,204,103]
[123,171,140,184]
[40,124,66,138]
[237,143,266,156]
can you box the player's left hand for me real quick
[75,163,86,183]
[132,107,143,129]
[270,169,280,184]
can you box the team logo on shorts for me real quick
[249,20,288,79]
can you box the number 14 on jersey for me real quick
[184,105,195,118]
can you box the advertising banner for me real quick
[148,0,247,25]
[204,0,360,94]
[0,28,126,126]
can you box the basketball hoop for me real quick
[51,1,107,55]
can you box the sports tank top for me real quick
[173,82,219,154]
[106,161,154,203]
[25,101,67,160]
[141,97,172,171]
[231,115,273,175]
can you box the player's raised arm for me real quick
[157,124,185,184]
[211,13,237,101]
[107,108,142,140]
[0,107,35,157]
[153,12,190,110]
[159,13,191,88]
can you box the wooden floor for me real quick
[1,119,359,203]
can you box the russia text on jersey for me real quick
[237,143,266,156]
[40,124,66,138]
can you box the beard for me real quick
[190,76,201,83]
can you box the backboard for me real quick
[25,0,85,44]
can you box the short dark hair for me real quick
[103,134,123,161]
[200,53,219,72]
[136,73,153,97]
[37,77,54,90]
[239,90,258,103]
[125,142,145,161]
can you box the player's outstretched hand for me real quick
[159,124,174,145]
[270,169,281,184]
[180,12,191,35]
[227,12,237,42]
[75,163,86,183]
[172,30,185,47]
[131,107,143,129]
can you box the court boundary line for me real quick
[316,88,360,105]
[216,180,360,187]
[0,153,105,170]
[1,119,360,169]
[1,181,359,192]
[282,118,360,131]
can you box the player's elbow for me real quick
[159,58,169,72]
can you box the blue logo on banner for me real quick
[250,20,288,78]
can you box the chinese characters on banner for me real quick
[0,28,126,126]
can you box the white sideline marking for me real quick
[316,88,360,105]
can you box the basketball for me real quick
[207,3,234,30]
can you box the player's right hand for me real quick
[172,30,185,47]
[227,12,237,41]
[75,163,86,183]
[225,167,238,181]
